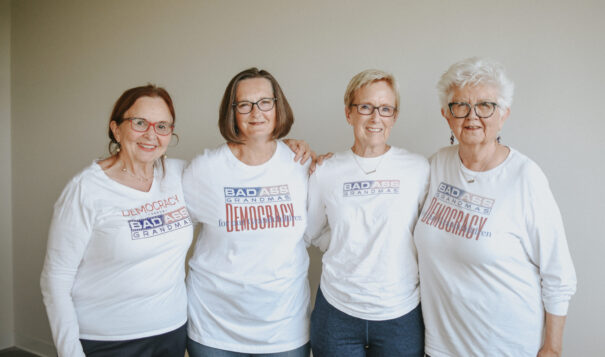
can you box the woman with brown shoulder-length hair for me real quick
[183,68,311,357]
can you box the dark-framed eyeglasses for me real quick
[350,103,397,117]
[233,98,277,114]
[124,117,174,135]
[448,102,498,119]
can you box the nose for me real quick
[466,106,479,120]
[143,125,158,138]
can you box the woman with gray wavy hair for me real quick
[413,57,577,357]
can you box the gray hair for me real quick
[437,57,514,111]
[344,69,400,109]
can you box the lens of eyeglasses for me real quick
[131,118,150,131]
[449,103,471,118]
[475,102,496,118]
[154,121,173,135]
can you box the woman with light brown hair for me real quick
[184,68,311,357]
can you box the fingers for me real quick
[316,152,334,165]
[293,144,304,163]
[309,152,333,175]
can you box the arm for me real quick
[303,170,330,251]
[523,165,576,356]
[537,312,566,357]
[40,179,93,357]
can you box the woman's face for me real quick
[110,96,173,165]
[345,80,397,150]
[234,77,276,142]
[443,84,509,146]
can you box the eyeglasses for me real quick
[233,98,277,114]
[448,102,498,119]
[124,117,174,135]
[350,103,397,117]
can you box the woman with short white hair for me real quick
[414,57,577,357]
[306,69,429,356]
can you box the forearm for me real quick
[538,312,566,357]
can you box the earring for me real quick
[497,135,501,144]
[116,142,121,153]
[450,132,455,145]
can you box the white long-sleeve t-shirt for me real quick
[414,146,577,357]
[40,159,193,357]
[305,147,430,320]
[183,141,310,353]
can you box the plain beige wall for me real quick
[0,0,14,349]
[7,0,605,355]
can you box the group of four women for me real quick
[40,57,577,357]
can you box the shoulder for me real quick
[188,144,229,169]
[390,146,429,168]
[275,140,311,171]
[55,162,103,207]
[313,149,353,175]
[163,158,187,173]
[428,145,457,165]
[505,148,549,186]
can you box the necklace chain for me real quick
[121,163,153,183]
[352,151,386,175]
[459,147,500,183]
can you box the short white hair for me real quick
[437,57,514,111]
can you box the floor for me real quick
[0,348,41,357]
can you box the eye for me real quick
[237,102,252,110]
[379,106,394,115]
[359,104,372,110]
[259,98,273,105]
[157,122,170,130]
[132,118,147,126]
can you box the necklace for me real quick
[459,147,500,183]
[121,163,153,183]
[352,151,386,175]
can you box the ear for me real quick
[497,107,511,131]
[345,106,353,126]
[442,107,455,131]
[110,120,120,142]
[501,107,511,122]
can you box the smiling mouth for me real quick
[138,143,157,151]
[366,127,383,133]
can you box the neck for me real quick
[458,142,508,171]
[118,153,155,177]
[229,139,277,165]
[352,142,389,158]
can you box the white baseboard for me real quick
[14,333,56,357]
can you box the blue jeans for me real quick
[187,338,310,357]
[310,288,424,357]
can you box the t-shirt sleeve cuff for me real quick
[544,301,569,316]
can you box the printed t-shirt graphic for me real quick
[123,194,192,239]
[419,182,494,241]
[221,184,301,232]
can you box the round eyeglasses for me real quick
[448,102,498,119]
[350,103,397,117]
[233,98,277,114]
[124,117,174,135]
